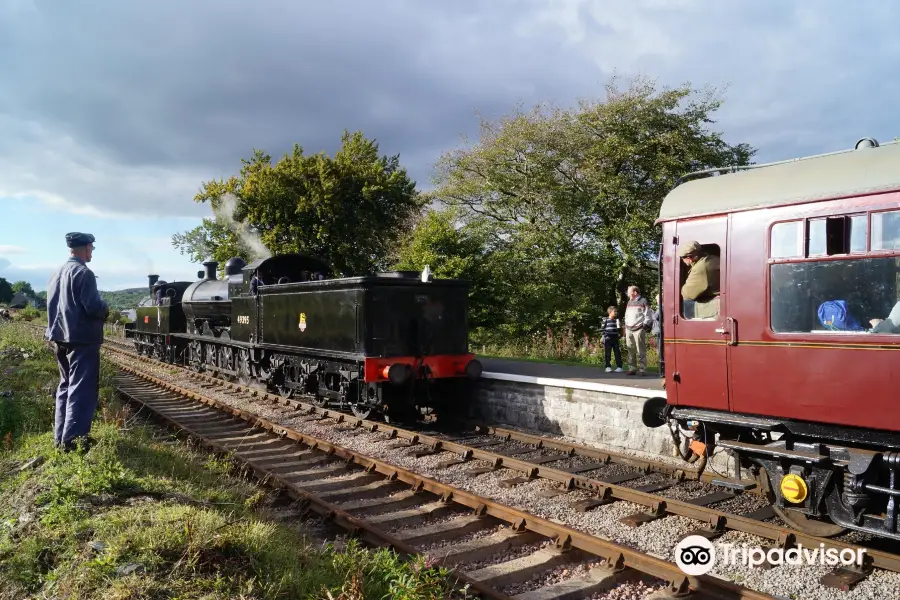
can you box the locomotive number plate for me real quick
[236,315,250,325]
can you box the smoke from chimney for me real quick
[212,193,272,260]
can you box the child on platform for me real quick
[601,306,623,373]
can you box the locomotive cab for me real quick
[127,274,192,360]
[241,253,331,295]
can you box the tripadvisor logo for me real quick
[674,536,716,576]
[673,535,867,576]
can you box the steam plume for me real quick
[213,193,272,260]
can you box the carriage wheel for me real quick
[771,506,847,538]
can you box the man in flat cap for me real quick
[45,232,110,452]
[678,240,720,320]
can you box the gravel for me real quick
[110,351,900,600]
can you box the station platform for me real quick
[477,356,666,399]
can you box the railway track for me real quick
[111,357,779,600]
[96,334,900,598]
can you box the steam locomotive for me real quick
[642,137,900,541]
[125,253,482,423]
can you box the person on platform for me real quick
[601,306,624,373]
[678,241,720,319]
[624,285,650,376]
[45,232,109,452]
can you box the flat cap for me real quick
[677,240,702,257]
[65,232,96,248]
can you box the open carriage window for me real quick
[807,215,867,256]
[680,243,721,320]
[770,256,900,334]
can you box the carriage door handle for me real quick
[726,316,737,345]
[715,318,737,345]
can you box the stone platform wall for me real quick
[470,374,674,457]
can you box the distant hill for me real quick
[100,287,150,311]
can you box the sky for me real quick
[1,0,898,292]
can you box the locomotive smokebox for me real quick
[202,260,218,280]
[148,274,159,289]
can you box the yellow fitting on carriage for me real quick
[780,473,808,503]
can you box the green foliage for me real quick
[393,207,496,329]
[0,322,461,599]
[11,281,34,297]
[173,130,425,276]
[99,288,147,311]
[476,325,660,371]
[0,278,12,304]
[425,75,754,340]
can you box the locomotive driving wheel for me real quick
[189,340,203,372]
[237,350,252,386]
[351,403,373,419]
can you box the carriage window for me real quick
[680,243,721,320]
[770,221,802,258]
[850,215,868,253]
[808,215,867,256]
[770,256,900,334]
[872,211,900,251]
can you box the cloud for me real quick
[1,0,899,223]
[0,245,28,255]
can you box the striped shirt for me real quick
[602,317,621,339]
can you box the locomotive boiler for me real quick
[641,137,900,541]
[126,252,481,423]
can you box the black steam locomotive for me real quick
[124,253,482,422]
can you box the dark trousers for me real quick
[604,336,622,368]
[53,343,101,447]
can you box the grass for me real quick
[472,326,662,372]
[0,322,466,600]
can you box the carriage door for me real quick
[671,217,730,411]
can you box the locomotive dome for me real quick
[224,257,246,276]
[658,137,900,222]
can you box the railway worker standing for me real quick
[678,241,720,319]
[45,232,110,452]
[624,285,650,376]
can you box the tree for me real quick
[11,281,34,297]
[392,207,495,329]
[0,278,12,304]
[428,75,755,338]
[173,131,424,276]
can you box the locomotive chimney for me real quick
[202,260,218,280]
[148,274,159,290]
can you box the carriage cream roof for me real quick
[658,140,900,222]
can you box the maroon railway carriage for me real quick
[642,137,900,540]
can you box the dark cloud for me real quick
[1,0,899,218]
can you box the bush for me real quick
[473,325,660,370]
